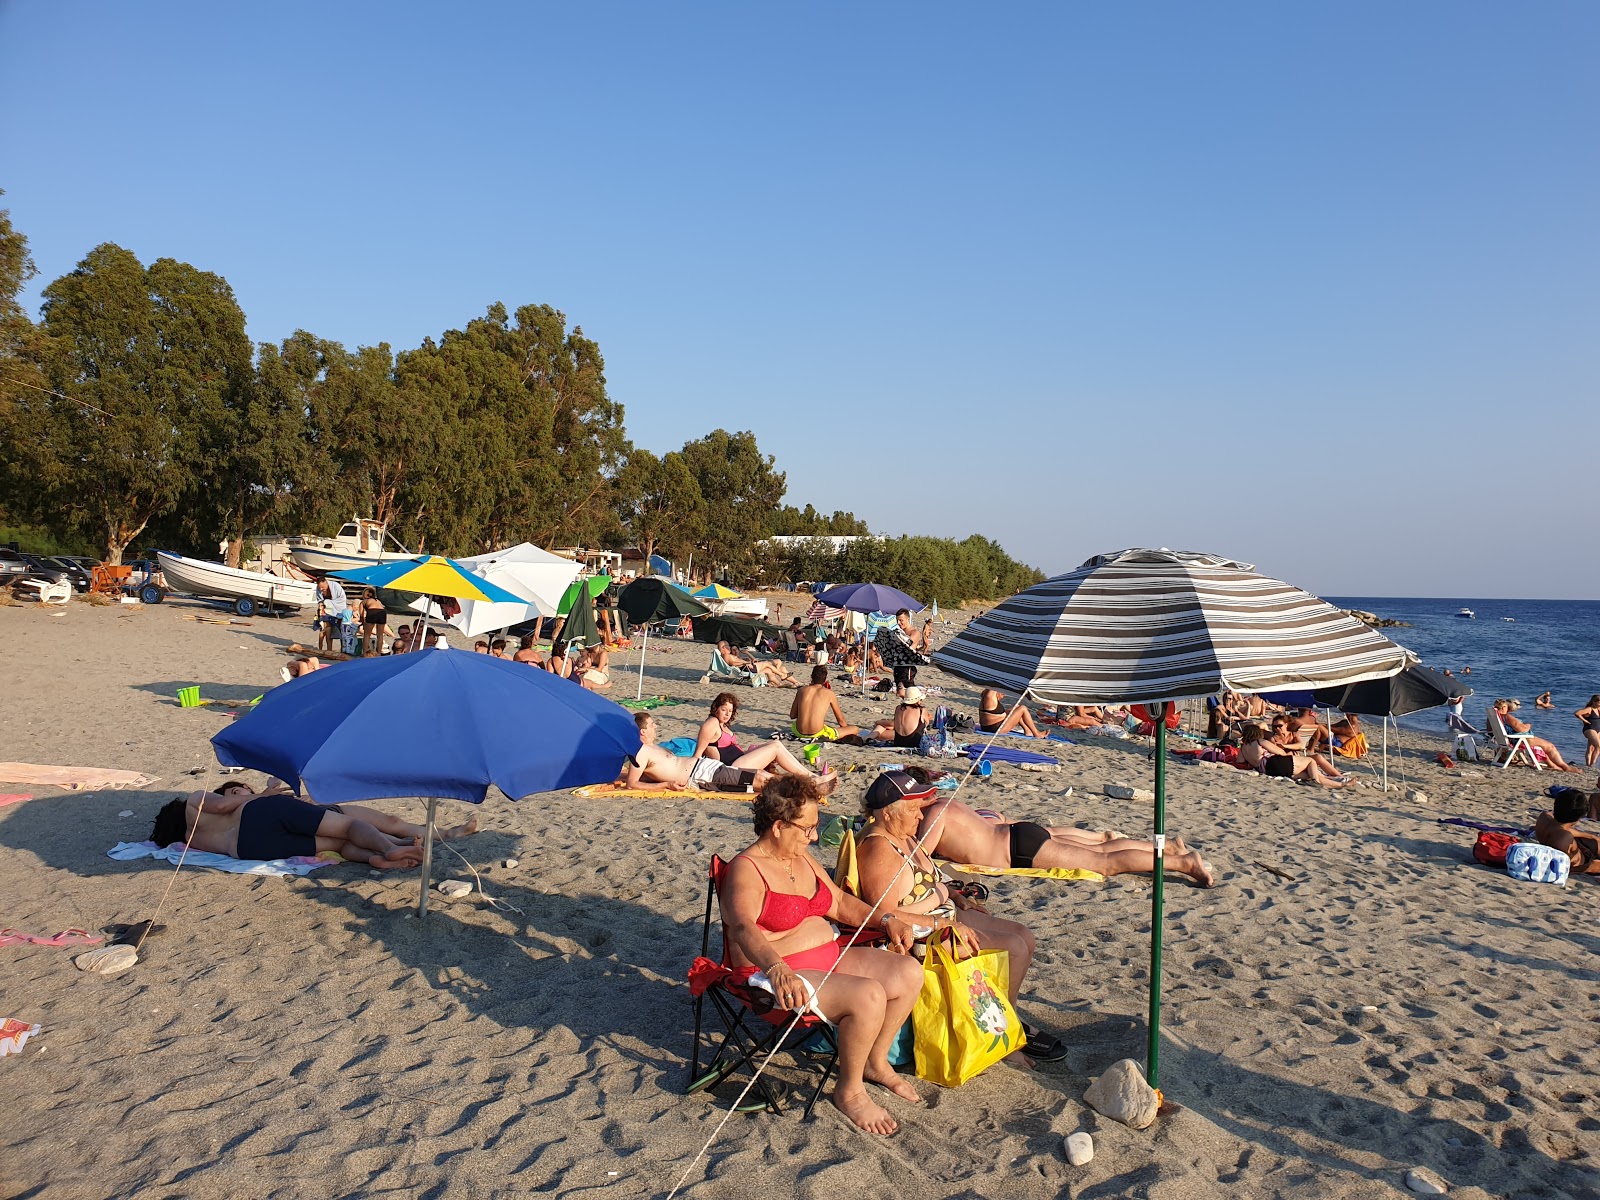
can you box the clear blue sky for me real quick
[4,3,1596,597]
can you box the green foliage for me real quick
[758,533,1045,605]
[679,429,786,575]
[0,209,1041,602]
[0,524,95,557]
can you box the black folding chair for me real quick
[686,855,839,1118]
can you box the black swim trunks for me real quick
[1009,821,1051,869]
[236,794,327,860]
[1262,754,1296,779]
[1575,835,1598,873]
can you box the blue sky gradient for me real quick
[3,3,1595,596]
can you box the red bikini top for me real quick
[736,853,831,932]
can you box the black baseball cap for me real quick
[865,769,937,811]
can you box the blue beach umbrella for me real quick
[332,554,527,605]
[813,581,924,615]
[212,651,641,913]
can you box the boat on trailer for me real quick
[287,518,411,576]
[156,551,320,616]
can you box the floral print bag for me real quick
[911,930,1023,1086]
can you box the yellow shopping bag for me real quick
[911,934,1023,1086]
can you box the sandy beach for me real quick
[1,596,1595,1200]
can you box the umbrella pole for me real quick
[417,797,437,917]
[636,624,650,701]
[1148,703,1168,1088]
[1383,719,1389,792]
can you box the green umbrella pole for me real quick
[1148,703,1168,1088]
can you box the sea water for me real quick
[1327,596,1600,764]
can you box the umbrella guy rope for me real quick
[134,793,207,954]
[662,697,1028,1200]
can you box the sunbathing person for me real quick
[150,789,425,868]
[285,656,323,679]
[790,666,862,740]
[513,632,544,666]
[976,689,1045,737]
[546,639,574,679]
[720,774,924,1134]
[717,639,796,686]
[1058,704,1110,734]
[694,692,748,762]
[1534,789,1600,875]
[873,687,930,748]
[1241,722,1349,787]
[212,779,481,842]
[910,784,1214,886]
[1492,699,1582,771]
[1287,709,1330,752]
[855,770,1066,1064]
[579,646,612,690]
[624,713,837,796]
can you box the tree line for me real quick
[0,200,1043,603]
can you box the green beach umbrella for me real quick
[556,574,611,617]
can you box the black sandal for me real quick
[1020,1022,1067,1062]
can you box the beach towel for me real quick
[0,763,155,790]
[0,794,33,807]
[658,736,699,757]
[620,697,683,711]
[573,782,829,805]
[945,863,1104,882]
[963,744,1058,766]
[107,841,335,877]
[1438,817,1529,836]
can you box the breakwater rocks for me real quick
[1346,609,1411,628]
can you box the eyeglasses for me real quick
[786,820,819,833]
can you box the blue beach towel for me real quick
[108,840,334,877]
[964,744,1059,766]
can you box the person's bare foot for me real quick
[369,849,423,870]
[1190,857,1215,887]
[831,1086,898,1134]
[441,816,479,841]
[863,1064,922,1104]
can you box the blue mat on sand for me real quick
[964,744,1058,765]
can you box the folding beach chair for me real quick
[686,856,838,1118]
[1485,709,1541,770]
[702,648,765,687]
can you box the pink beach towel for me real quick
[0,764,155,791]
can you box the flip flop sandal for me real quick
[1020,1023,1068,1062]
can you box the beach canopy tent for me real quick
[212,651,640,915]
[1314,664,1470,790]
[691,614,780,649]
[616,578,712,699]
[932,548,1411,1088]
[408,543,581,638]
[813,582,923,615]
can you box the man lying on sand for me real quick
[214,780,480,843]
[908,781,1214,886]
[1534,789,1600,875]
[623,713,838,796]
[150,789,427,869]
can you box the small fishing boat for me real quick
[156,551,320,616]
[287,518,411,576]
[1456,607,1475,619]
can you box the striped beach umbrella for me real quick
[932,548,1412,1089]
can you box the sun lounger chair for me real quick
[15,578,70,604]
[702,647,765,687]
[686,856,837,1117]
[1485,709,1541,770]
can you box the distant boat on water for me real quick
[1502,617,1515,622]
[1456,607,1475,619]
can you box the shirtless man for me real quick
[790,665,861,739]
[214,779,479,843]
[1287,709,1330,752]
[1534,789,1600,875]
[150,788,425,868]
[913,788,1214,886]
[623,713,838,796]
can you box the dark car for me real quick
[44,556,94,592]
[0,547,27,586]
[17,553,69,585]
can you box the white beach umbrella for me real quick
[411,543,582,638]
[931,548,1412,1090]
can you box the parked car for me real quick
[19,553,70,584]
[0,547,28,586]
[44,556,94,592]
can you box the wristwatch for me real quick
[880,912,899,929]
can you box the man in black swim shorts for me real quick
[150,788,427,869]
[1007,820,1053,868]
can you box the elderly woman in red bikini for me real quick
[719,774,925,1135]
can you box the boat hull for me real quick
[157,552,319,610]
[708,597,770,619]
[288,546,410,576]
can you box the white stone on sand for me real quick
[1405,1166,1449,1194]
[1065,1131,1094,1166]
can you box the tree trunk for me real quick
[225,508,246,568]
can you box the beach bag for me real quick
[1472,831,1518,868]
[911,935,1021,1087]
[919,727,960,759]
[1505,842,1570,885]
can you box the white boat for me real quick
[1456,607,1475,619]
[156,551,319,615]
[287,518,411,576]
[707,597,770,619]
